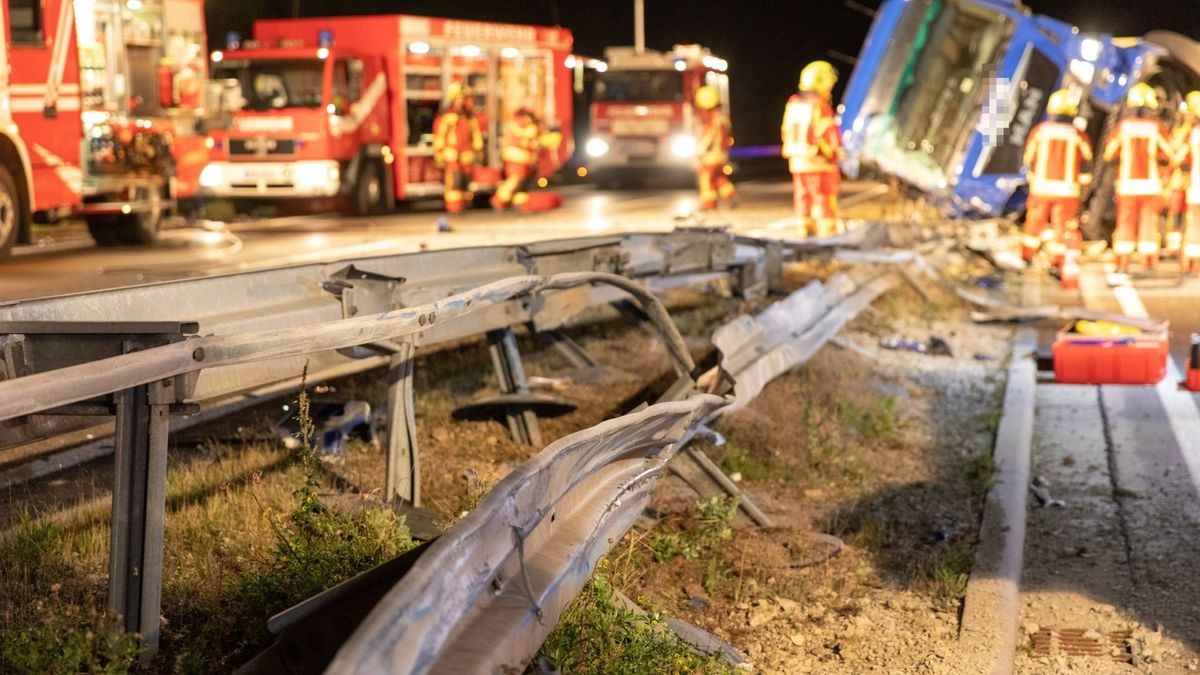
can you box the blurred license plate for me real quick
[621,139,656,157]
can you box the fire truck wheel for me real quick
[0,165,18,258]
[86,186,163,246]
[85,215,120,246]
[354,160,385,215]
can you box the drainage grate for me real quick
[1030,627,1133,664]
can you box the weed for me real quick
[982,409,1004,434]
[935,544,975,600]
[837,395,900,439]
[1,610,142,674]
[646,496,738,565]
[695,496,737,548]
[0,512,142,673]
[209,371,417,660]
[538,575,731,674]
[718,442,789,482]
[964,451,997,494]
[647,531,698,563]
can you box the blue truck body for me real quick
[837,0,1194,221]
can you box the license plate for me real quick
[622,139,656,157]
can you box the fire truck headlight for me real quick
[670,135,697,159]
[295,161,340,191]
[199,164,224,188]
[585,138,610,158]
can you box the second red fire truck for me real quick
[199,14,574,214]
[583,43,729,188]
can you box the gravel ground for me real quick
[614,279,1013,674]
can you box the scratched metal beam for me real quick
[0,273,695,422]
[325,395,728,675]
[713,269,899,412]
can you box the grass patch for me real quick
[935,544,975,600]
[1,374,417,673]
[837,395,900,439]
[175,375,417,668]
[717,442,791,482]
[0,513,142,673]
[538,574,732,674]
[964,451,997,494]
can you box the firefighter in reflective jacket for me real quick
[1173,91,1200,275]
[782,61,842,238]
[1103,83,1173,272]
[1021,90,1093,267]
[492,107,541,211]
[433,83,484,214]
[1166,92,1200,258]
[694,85,737,210]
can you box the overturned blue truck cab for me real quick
[839,0,1200,237]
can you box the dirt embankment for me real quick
[605,281,1011,674]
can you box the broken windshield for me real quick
[854,0,1012,191]
[213,59,325,111]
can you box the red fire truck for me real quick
[583,44,729,187]
[0,0,210,257]
[200,15,574,214]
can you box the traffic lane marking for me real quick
[1104,278,1200,502]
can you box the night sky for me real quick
[204,1,1200,146]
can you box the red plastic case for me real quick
[1052,323,1169,385]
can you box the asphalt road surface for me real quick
[0,180,894,303]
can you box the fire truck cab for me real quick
[584,44,729,187]
[0,0,209,256]
[201,15,574,214]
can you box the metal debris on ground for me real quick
[274,400,375,457]
[527,375,572,391]
[1030,476,1066,508]
[880,337,928,354]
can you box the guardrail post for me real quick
[765,240,785,294]
[108,377,172,656]
[486,328,542,447]
[384,339,420,505]
[548,328,597,369]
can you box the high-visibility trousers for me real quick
[1166,189,1187,256]
[1026,195,1081,265]
[1185,204,1200,274]
[443,161,474,213]
[698,163,736,210]
[793,170,839,238]
[492,161,534,211]
[1113,195,1162,270]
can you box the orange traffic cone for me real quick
[1060,227,1082,291]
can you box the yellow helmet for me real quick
[799,61,838,97]
[1186,91,1200,116]
[694,85,720,110]
[1126,82,1158,110]
[1046,89,1078,117]
[446,81,467,103]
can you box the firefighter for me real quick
[1103,83,1173,272]
[433,83,484,214]
[1021,89,1093,268]
[491,107,542,211]
[782,61,842,238]
[694,85,737,210]
[1165,92,1200,258]
[1174,91,1200,275]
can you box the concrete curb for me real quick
[959,328,1037,675]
